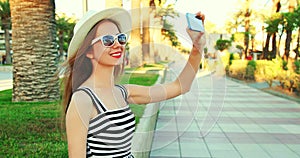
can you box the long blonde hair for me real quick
[62,19,125,113]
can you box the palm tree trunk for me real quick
[294,28,300,60]
[284,30,293,62]
[141,5,151,63]
[262,33,271,59]
[11,0,59,102]
[284,0,297,62]
[271,33,277,59]
[244,0,250,58]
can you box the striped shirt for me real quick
[75,85,135,158]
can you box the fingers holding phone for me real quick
[186,12,205,32]
[186,12,206,53]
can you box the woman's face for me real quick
[87,20,125,66]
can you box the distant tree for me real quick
[282,0,298,62]
[261,0,281,60]
[56,14,76,60]
[263,13,282,59]
[244,0,251,57]
[155,3,180,48]
[0,0,11,64]
[226,0,257,58]
[215,39,232,52]
[294,6,300,59]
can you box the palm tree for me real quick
[10,0,59,101]
[0,0,11,64]
[262,0,281,59]
[294,6,300,59]
[283,0,298,62]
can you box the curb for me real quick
[131,67,167,158]
[262,89,300,104]
[226,76,300,104]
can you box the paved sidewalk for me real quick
[150,61,300,158]
[0,71,12,91]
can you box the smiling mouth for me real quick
[110,52,122,59]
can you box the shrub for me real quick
[228,60,248,79]
[245,65,255,80]
[233,53,241,60]
[277,70,298,92]
[215,39,232,51]
[283,60,288,70]
[277,70,289,88]
[220,51,230,68]
[247,60,257,70]
[263,66,278,87]
[229,53,234,65]
[228,53,240,65]
[255,58,282,82]
[245,60,257,80]
[297,85,300,96]
[255,58,282,87]
[294,60,300,74]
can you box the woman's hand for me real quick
[186,12,206,54]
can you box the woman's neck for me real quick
[85,64,115,88]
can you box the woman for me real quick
[63,7,206,158]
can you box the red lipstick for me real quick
[110,52,122,59]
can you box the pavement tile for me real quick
[150,66,300,157]
[238,150,271,158]
[180,137,210,157]
[206,143,236,151]
[287,144,300,154]
[261,144,300,158]
[262,125,290,133]
[266,151,300,158]
[205,137,231,144]
[239,124,267,133]
[218,124,244,133]
[281,125,300,134]
[150,140,180,157]
[210,150,242,158]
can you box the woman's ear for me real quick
[86,52,94,59]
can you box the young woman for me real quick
[62,7,205,158]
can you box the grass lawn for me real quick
[0,66,161,157]
[0,89,67,157]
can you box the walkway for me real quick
[150,61,300,158]
[0,71,12,91]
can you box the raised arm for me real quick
[125,12,206,104]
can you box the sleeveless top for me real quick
[74,85,136,158]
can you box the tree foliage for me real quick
[55,13,76,59]
[215,39,232,51]
[155,4,180,48]
[0,0,11,64]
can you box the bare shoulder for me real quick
[69,90,94,107]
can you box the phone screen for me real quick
[186,13,204,32]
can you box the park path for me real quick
[150,59,300,158]
[0,71,12,91]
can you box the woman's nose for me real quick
[112,39,123,48]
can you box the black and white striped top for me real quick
[75,85,135,158]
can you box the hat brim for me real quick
[67,8,131,58]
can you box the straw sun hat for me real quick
[67,7,132,58]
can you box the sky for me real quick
[55,0,272,29]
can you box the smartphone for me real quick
[186,13,204,32]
